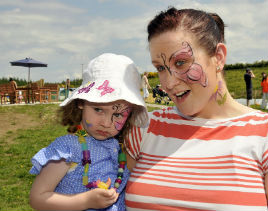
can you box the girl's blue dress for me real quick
[30,134,130,211]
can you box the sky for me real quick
[0,0,267,83]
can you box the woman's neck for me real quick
[195,91,255,119]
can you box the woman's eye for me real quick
[156,66,165,72]
[175,60,185,67]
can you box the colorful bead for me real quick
[83,176,88,185]
[84,163,89,172]
[114,182,120,188]
[115,178,122,184]
[81,142,88,150]
[83,150,90,159]
[118,152,127,162]
[75,125,126,191]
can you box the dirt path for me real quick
[0,113,39,137]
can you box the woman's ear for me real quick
[215,43,227,70]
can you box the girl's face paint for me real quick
[111,104,131,131]
[85,119,93,128]
[80,100,131,140]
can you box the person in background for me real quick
[29,53,148,211]
[124,7,268,211]
[244,68,255,106]
[9,77,17,104]
[66,78,71,98]
[261,72,268,110]
[141,72,151,101]
[261,72,267,82]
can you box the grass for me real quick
[224,67,266,99]
[0,104,67,211]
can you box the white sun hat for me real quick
[60,53,148,127]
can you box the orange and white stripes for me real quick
[125,108,268,211]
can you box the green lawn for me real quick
[0,104,67,210]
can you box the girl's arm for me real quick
[30,159,118,211]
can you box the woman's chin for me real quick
[177,107,197,117]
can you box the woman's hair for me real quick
[147,7,226,56]
[58,99,143,143]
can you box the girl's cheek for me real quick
[115,121,125,131]
[114,109,131,131]
[85,119,93,128]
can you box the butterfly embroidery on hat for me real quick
[97,80,115,96]
[78,82,95,94]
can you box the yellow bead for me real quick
[79,136,86,143]
[84,163,89,172]
[83,176,88,185]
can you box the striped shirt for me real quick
[125,107,268,211]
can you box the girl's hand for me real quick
[85,188,119,209]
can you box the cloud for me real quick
[0,0,267,82]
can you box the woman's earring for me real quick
[216,66,221,73]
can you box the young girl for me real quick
[29,53,148,211]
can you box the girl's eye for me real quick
[94,107,102,112]
[156,66,165,72]
[113,113,123,118]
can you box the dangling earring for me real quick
[216,66,221,73]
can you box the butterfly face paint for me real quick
[210,81,227,105]
[111,104,131,131]
[160,42,208,87]
[85,119,93,128]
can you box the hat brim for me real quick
[60,79,146,108]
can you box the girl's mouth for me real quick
[97,130,109,136]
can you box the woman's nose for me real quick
[165,72,180,90]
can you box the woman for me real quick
[141,72,151,101]
[125,7,268,211]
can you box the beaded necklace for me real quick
[75,125,126,191]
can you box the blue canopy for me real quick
[10,57,47,68]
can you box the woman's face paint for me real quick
[160,42,208,87]
[210,81,227,105]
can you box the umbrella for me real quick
[10,57,47,103]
